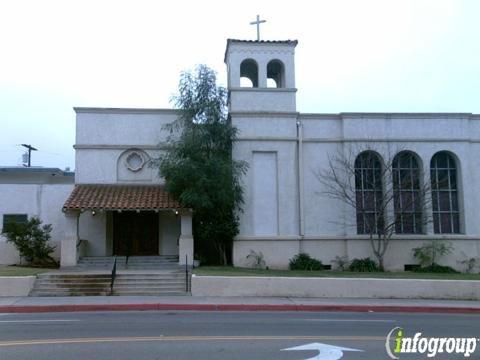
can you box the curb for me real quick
[0,303,479,314]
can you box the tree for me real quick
[2,217,57,266]
[153,65,247,265]
[317,146,432,271]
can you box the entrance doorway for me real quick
[113,211,159,256]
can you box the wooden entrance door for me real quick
[113,211,159,256]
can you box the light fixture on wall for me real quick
[91,210,96,216]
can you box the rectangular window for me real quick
[2,214,28,230]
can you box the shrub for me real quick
[332,255,349,271]
[2,217,57,266]
[348,257,380,272]
[413,264,459,274]
[289,253,323,271]
[246,250,266,269]
[458,256,480,274]
[412,240,453,268]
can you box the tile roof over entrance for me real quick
[63,184,182,211]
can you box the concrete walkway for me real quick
[0,296,479,314]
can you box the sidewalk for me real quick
[0,296,479,314]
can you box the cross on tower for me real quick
[250,15,266,41]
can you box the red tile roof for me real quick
[63,185,182,211]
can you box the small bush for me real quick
[458,256,480,274]
[412,240,453,268]
[2,217,57,266]
[289,253,324,271]
[348,257,380,272]
[332,255,349,271]
[413,264,459,274]
[246,250,266,269]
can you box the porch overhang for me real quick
[62,184,184,212]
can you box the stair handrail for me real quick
[185,254,189,293]
[76,238,84,249]
[110,255,117,295]
[126,239,131,267]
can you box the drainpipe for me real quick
[296,119,305,253]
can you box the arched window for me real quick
[393,152,422,234]
[267,59,285,88]
[240,59,258,87]
[430,152,461,234]
[355,151,383,234]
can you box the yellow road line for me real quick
[0,335,385,347]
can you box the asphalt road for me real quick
[0,310,478,359]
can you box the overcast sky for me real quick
[0,0,478,170]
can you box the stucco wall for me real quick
[0,184,74,264]
[191,276,480,300]
[233,237,480,272]
[231,112,480,271]
[79,212,107,256]
[77,211,180,257]
[226,40,480,272]
[159,211,180,256]
[74,108,177,184]
[0,276,36,297]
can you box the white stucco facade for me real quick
[59,108,189,266]
[0,169,74,264]
[226,39,480,271]
[1,38,479,271]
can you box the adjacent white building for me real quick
[1,38,479,271]
[0,167,74,264]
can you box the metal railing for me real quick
[76,239,84,249]
[110,255,117,295]
[126,240,131,267]
[185,254,190,293]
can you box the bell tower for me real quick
[226,38,301,248]
[224,39,298,113]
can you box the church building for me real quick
[0,38,479,271]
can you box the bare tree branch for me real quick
[315,145,432,270]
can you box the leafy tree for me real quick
[2,217,57,266]
[154,65,247,264]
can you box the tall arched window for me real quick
[355,151,383,234]
[430,151,461,234]
[267,59,285,88]
[240,59,258,87]
[393,152,422,234]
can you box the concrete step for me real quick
[113,285,186,290]
[38,273,110,277]
[114,279,185,283]
[31,269,190,296]
[33,289,110,293]
[113,286,186,292]
[35,277,111,281]
[34,282,110,287]
[30,291,110,296]
[111,291,189,296]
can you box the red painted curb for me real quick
[0,303,479,314]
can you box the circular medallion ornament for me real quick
[125,151,145,172]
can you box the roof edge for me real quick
[299,112,478,119]
[74,107,179,115]
[0,167,74,176]
[224,38,298,63]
